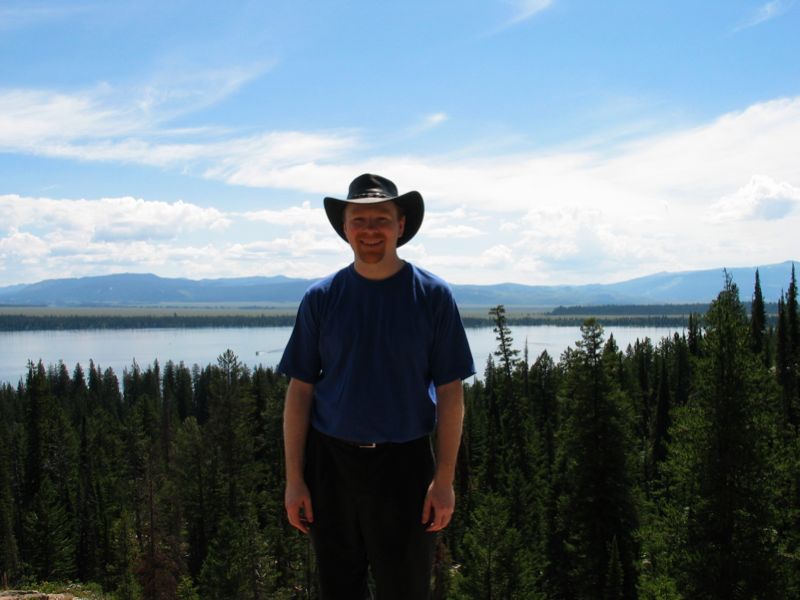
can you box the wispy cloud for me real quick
[0,80,350,176]
[735,0,796,31]
[0,61,268,145]
[487,0,553,34]
[0,1,95,31]
[508,0,553,24]
[136,62,272,122]
[417,113,448,133]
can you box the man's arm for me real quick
[284,377,315,534]
[421,378,465,532]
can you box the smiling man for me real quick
[278,174,475,599]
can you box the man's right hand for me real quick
[285,479,314,534]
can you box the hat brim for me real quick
[323,191,424,247]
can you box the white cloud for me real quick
[735,0,796,31]
[229,229,346,260]
[479,244,515,267]
[424,225,485,239]
[422,207,486,239]
[500,221,521,232]
[2,88,800,285]
[149,95,800,283]
[0,190,356,285]
[0,229,49,263]
[0,194,231,241]
[241,201,329,228]
[707,175,800,223]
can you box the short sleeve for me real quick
[276,292,322,383]
[429,288,476,386]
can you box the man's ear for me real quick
[397,215,406,239]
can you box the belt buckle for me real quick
[358,442,377,449]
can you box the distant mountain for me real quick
[452,261,795,307]
[0,272,317,306]
[0,261,795,308]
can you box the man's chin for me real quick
[355,250,387,264]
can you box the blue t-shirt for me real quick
[277,262,475,443]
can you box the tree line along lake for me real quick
[0,323,681,386]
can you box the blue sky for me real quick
[1,0,798,287]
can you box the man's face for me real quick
[342,201,406,265]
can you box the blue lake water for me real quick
[0,325,681,386]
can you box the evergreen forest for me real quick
[1,267,799,599]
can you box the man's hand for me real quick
[421,479,455,532]
[283,378,315,534]
[422,378,464,532]
[285,479,314,534]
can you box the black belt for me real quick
[313,428,428,450]
[315,430,383,449]
[346,440,378,449]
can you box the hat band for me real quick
[350,191,391,199]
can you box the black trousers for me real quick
[305,428,436,600]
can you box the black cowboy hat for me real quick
[324,173,424,247]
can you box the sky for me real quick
[1,0,799,287]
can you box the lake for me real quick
[0,325,681,386]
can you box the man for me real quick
[278,173,475,599]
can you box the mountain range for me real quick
[0,261,795,308]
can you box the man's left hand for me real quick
[421,479,455,532]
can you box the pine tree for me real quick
[687,313,702,356]
[777,265,800,431]
[530,351,559,474]
[206,350,255,519]
[20,361,78,582]
[175,362,194,422]
[175,417,211,580]
[489,305,520,381]
[750,268,767,358]
[651,354,671,477]
[656,275,783,598]
[0,415,20,585]
[456,493,533,599]
[23,475,76,581]
[76,417,101,583]
[109,509,141,600]
[774,265,800,596]
[789,264,799,357]
[555,320,639,599]
[776,296,795,427]
[603,536,624,600]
